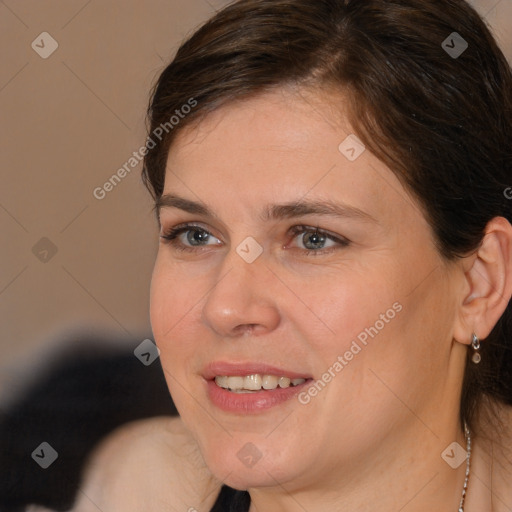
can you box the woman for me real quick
[72,0,512,511]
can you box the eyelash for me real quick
[159,223,350,256]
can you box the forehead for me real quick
[162,88,419,227]
[168,87,351,164]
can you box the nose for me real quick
[201,246,281,338]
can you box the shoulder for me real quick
[71,416,222,512]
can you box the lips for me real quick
[202,361,313,413]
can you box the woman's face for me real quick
[150,88,464,491]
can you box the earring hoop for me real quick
[471,333,481,364]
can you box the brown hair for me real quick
[142,0,512,439]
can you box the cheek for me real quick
[149,259,203,417]
[149,258,204,381]
[150,257,199,339]
[316,268,454,430]
[297,266,402,360]
[297,262,433,409]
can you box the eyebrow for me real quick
[155,193,378,224]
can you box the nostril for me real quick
[234,324,258,335]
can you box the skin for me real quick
[148,86,512,511]
[74,86,512,512]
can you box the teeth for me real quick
[227,376,244,390]
[278,377,291,388]
[214,374,306,392]
[215,376,229,388]
[244,374,262,390]
[262,375,278,389]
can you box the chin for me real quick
[195,433,309,491]
[170,385,324,488]
[216,467,271,491]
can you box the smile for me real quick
[214,374,307,392]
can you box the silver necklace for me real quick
[458,421,472,512]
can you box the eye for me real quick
[287,225,350,255]
[160,224,222,252]
[159,223,350,256]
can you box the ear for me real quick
[453,216,512,345]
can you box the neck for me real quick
[463,400,512,512]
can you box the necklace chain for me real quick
[458,421,472,512]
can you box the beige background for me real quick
[1,0,511,400]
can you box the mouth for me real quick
[203,362,313,413]
[214,374,308,393]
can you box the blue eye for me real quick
[160,224,221,252]
[287,225,350,255]
[159,223,350,255]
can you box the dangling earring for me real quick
[471,333,481,364]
